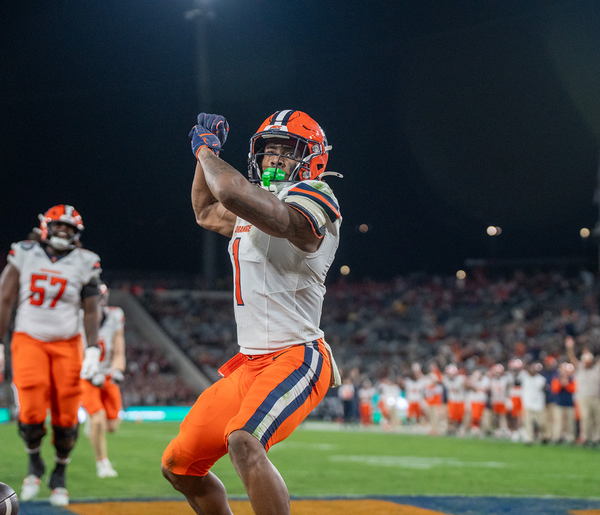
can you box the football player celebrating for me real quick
[161,110,342,515]
[0,205,102,506]
[81,284,126,478]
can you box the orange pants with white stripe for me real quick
[162,341,331,477]
[11,331,83,427]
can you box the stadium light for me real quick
[456,270,466,280]
[580,227,590,238]
[487,226,502,236]
[340,265,350,275]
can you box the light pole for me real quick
[186,0,217,289]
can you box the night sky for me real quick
[2,0,600,282]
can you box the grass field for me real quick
[1,420,599,501]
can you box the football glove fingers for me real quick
[111,369,124,384]
[189,125,222,158]
[196,113,229,146]
[80,346,101,380]
[91,372,106,387]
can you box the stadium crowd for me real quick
[118,267,600,445]
[4,266,599,444]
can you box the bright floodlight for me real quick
[456,270,466,280]
[486,226,497,236]
[340,265,350,275]
[359,224,369,233]
[580,227,590,238]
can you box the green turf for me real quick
[0,421,599,500]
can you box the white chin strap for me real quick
[48,236,71,250]
[259,181,289,194]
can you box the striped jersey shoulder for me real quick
[285,181,341,222]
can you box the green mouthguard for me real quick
[262,167,286,187]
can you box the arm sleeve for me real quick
[81,276,101,299]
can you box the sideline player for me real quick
[403,364,426,426]
[81,284,125,478]
[0,205,102,506]
[490,364,510,437]
[161,110,342,515]
[442,364,466,435]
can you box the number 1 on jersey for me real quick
[232,238,244,306]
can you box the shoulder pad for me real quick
[285,181,341,222]
[16,240,38,251]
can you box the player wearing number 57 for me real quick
[0,205,103,507]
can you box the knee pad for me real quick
[18,422,47,447]
[52,424,79,456]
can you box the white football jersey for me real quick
[404,378,425,402]
[469,375,490,404]
[443,374,466,402]
[228,180,341,355]
[97,307,125,375]
[8,241,101,342]
[490,375,510,403]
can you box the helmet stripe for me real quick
[271,110,295,125]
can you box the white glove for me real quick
[91,372,106,387]
[80,347,101,380]
[111,369,124,384]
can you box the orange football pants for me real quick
[447,401,465,422]
[511,396,522,417]
[407,401,422,419]
[81,377,122,420]
[11,331,83,427]
[471,402,485,425]
[162,341,331,477]
[492,402,507,415]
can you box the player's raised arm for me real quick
[189,113,237,238]
[193,111,339,253]
[565,335,579,367]
[198,148,322,252]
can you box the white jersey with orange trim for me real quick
[8,241,101,342]
[228,180,341,355]
[423,375,443,403]
[490,375,510,404]
[404,377,425,403]
[97,307,125,375]
[443,374,466,403]
[468,376,490,404]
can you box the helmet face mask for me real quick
[39,205,84,251]
[248,110,330,188]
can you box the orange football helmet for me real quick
[39,204,84,250]
[248,110,331,185]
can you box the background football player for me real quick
[0,205,102,506]
[161,110,342,515]
[81,284,126,478]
